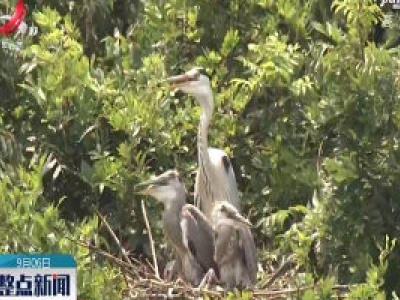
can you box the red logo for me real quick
[0,0,27,36]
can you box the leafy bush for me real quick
[1,0,400,298]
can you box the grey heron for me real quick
[166,67,240,222]
[213,202,258,290]
[136,170,218,285]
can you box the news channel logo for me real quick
[0,254,76,299]
[380,0,400,29]
[380,0,400,10]
[0,0,38,52]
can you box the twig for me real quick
[95,209,135,269]
[316,140,324,178]
[253,285,312,297]
[65,236,139,278]
[134,278,223,298]
[261,255,296,289]
[253,284,353,298]
[141,199,161,279]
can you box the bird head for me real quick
[166,67,213,101]
[213,202,252,227]
[135,170,186,205]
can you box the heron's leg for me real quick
[163,259,179,281]
[197,268,218,289]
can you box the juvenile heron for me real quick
[167,67,240,222]
[213,202,257,290]
[136,170,218,285]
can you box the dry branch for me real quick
[65,236,139,278]
[141,199,161,279]
[95,209,135,269]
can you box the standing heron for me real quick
[166,67,240,222]
[136,170,218,285]
[213,202,258,290]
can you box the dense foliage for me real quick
[1,0,400,298]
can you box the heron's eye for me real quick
[197,68,208,77]
[192,72,200,81]
[158,179,169,186]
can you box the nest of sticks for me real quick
[70,206,351,299]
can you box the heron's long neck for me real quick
[163,192,186,251]
[197,94,215,202]
[198,98,212,157]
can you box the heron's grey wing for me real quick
[238,225,258,283]
[214,220,236,263]
[180,204,217,272]
[181,252,204,286]
[208,148,240,211]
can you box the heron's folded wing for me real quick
[239,225,258,283]
[180,204,216,272]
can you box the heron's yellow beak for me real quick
[166,73,196,88]
[135,188,150,196]
[135,175,167,196]
[134,180,156,196]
